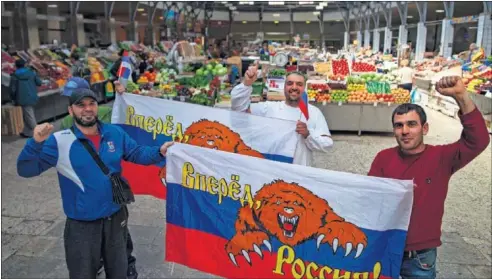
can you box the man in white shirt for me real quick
[397,59,415,91]
[231,62,333,166]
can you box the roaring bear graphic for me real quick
[225,180,368,266]
[159,119,264,182]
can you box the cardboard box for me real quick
[1,105,24,136]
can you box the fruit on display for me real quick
[348,91,377,103]
[374,93,395,103]
[315,93,331,103]
[328,73,346,81]
[477,81,492,92]
[196,62,228,77]
[352,62,376,72]
[176,85,192,97]
[331,90,349,103]
[391,88,411,104]
[346,76,366,85]
[87,57,104,73]
[332,59,350,76]
[347,83,366,92]
[379,72,401,84]
[2,64,15,74]
[466,79,484,92]
[126,80,140,94]
[2,51,15,64]
[307,83,330,100]
[156,68,177,84]
[142,71,157,82]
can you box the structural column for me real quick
[12,3,40,50]
[380,2,392,54]
[372,30,380,52]
[100,18,117,45]
[439,19,454,58]
[415,23,427,61]
[476,11,492,56]
[415,2,428,61]
[439,2,455,58]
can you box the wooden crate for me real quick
[1,105,24,136]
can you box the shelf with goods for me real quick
[124,60,232,108]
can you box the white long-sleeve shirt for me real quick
[231,83,333,166]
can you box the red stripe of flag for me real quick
[299,91,309,120]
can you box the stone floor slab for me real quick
[438,241,491,266]
[128,225,161,246]
[1,255,64,278]
[16,236,59,257]
[436,263,474,279]
[1,219,54,236]
[1,234,31,261]
[468,265,492,278]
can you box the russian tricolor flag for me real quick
[299,91,309,120]
[117,52,133,81]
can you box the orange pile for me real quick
[347,91,378,103]
[315,93,331,103]
[391,88,411,104]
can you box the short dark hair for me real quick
[15,59,25,68]
[392,103,427,125]
[285,71,307,83]
[71,53,80,60]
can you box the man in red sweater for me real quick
[368,76,490,279]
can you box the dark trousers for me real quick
[64,208,128,279]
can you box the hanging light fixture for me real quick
[269,1,285,5]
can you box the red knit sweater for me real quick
[368,108,490,251]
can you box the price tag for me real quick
[322,100,327,106]
[266,78,286,93]
[388,102,391,106]
[338,101,342,106]
[373,102,377,107]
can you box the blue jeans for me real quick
[400,248,437,279]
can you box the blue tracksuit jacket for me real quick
[17,122,164,221]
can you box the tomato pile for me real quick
[332,59,350,76]
[352,62,376,72]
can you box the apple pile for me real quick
[331,90,349,103]
[307,83,330,100]
[332,59,350,76]
[352,62,376,72]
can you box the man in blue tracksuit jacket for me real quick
[17,88,174,279]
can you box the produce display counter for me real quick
[469,93,492,115]
[312,102,397,135]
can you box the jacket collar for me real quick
[71,121,110,140]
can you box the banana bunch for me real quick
[467,79,483,92]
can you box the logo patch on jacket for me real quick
[107,141,115,152]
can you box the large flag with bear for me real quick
[111,93,299,199]
[165,143,414,279]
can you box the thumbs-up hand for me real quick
[243,60,259,87]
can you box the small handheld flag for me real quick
[299,91,309,120]
[117,51,133,87]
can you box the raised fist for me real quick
[436,76,466,97]
[33,123,54,143]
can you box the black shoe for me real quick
[127,263,138,279]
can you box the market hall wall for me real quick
[209,22,346,43]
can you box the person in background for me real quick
[59,77,138,279]
[17,88,174,279]
[70,53,84,77]
[259,41,270,56]
[9,59,43,138]
[138,53,148,77]
[396,59,415,92]
[368,77,490,279]
[230,61,333,166]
